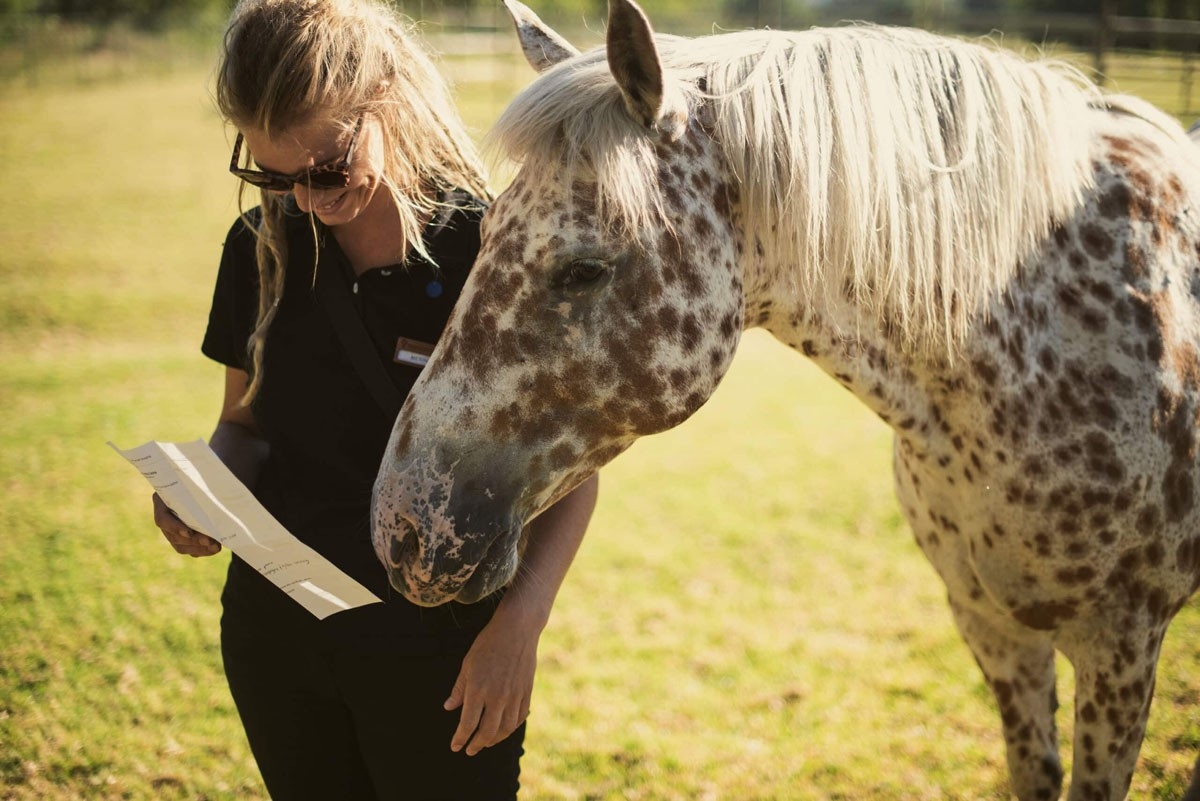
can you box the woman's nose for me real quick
[291,183,317,212]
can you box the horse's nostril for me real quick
[387,519,419,568]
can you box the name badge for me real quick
[394,337,435,368]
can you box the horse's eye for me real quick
[557,259,607,287]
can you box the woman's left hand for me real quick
[444,601,542,756]
[444,473,599,755]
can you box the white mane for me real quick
[489,24,1106,350]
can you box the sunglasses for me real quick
[228,115,364,192]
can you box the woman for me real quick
[150,0,598,797]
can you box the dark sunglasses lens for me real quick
[306,171,350,189]
[233,170,292,192]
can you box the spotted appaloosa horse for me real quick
[371,1,1200,797]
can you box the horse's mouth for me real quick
[381,522,520,607]
[455,544,518,604]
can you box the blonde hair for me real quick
[215,0,491,402]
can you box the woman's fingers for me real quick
[151,493,222,557]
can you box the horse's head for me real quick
[371,0,744,605]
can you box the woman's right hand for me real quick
[152,367,261,559]
[152,493,222,557]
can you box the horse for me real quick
[370,1,1200,797]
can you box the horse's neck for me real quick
[743,261,960,454]
[726,174,982,455]
[765,310,927,421]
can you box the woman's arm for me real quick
[208,367,270,488]
[444,472,600,755]
[151,367,270,557]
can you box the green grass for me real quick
[2,33,1199,801]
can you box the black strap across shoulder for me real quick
[312,244,404,419]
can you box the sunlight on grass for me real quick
[3,32,1200,800]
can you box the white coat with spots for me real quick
[372,2,1200,798]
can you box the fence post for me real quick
[756,0,781,29]
[1095,0,1114,85]
[1184,47,1196,118]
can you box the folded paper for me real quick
[111,439,382,619]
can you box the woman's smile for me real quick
[316,193,345,213]
[306,187,351,218]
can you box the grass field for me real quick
[2,27,1200,801]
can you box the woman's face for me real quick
[240,112,386,227]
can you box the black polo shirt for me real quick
[202,193,498,645]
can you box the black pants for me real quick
[220,574,524,800]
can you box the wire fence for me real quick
[1,7,1197,118]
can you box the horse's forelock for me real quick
[486,46,689,238]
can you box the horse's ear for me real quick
[503,0,580,73]
[606,0,687,141]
